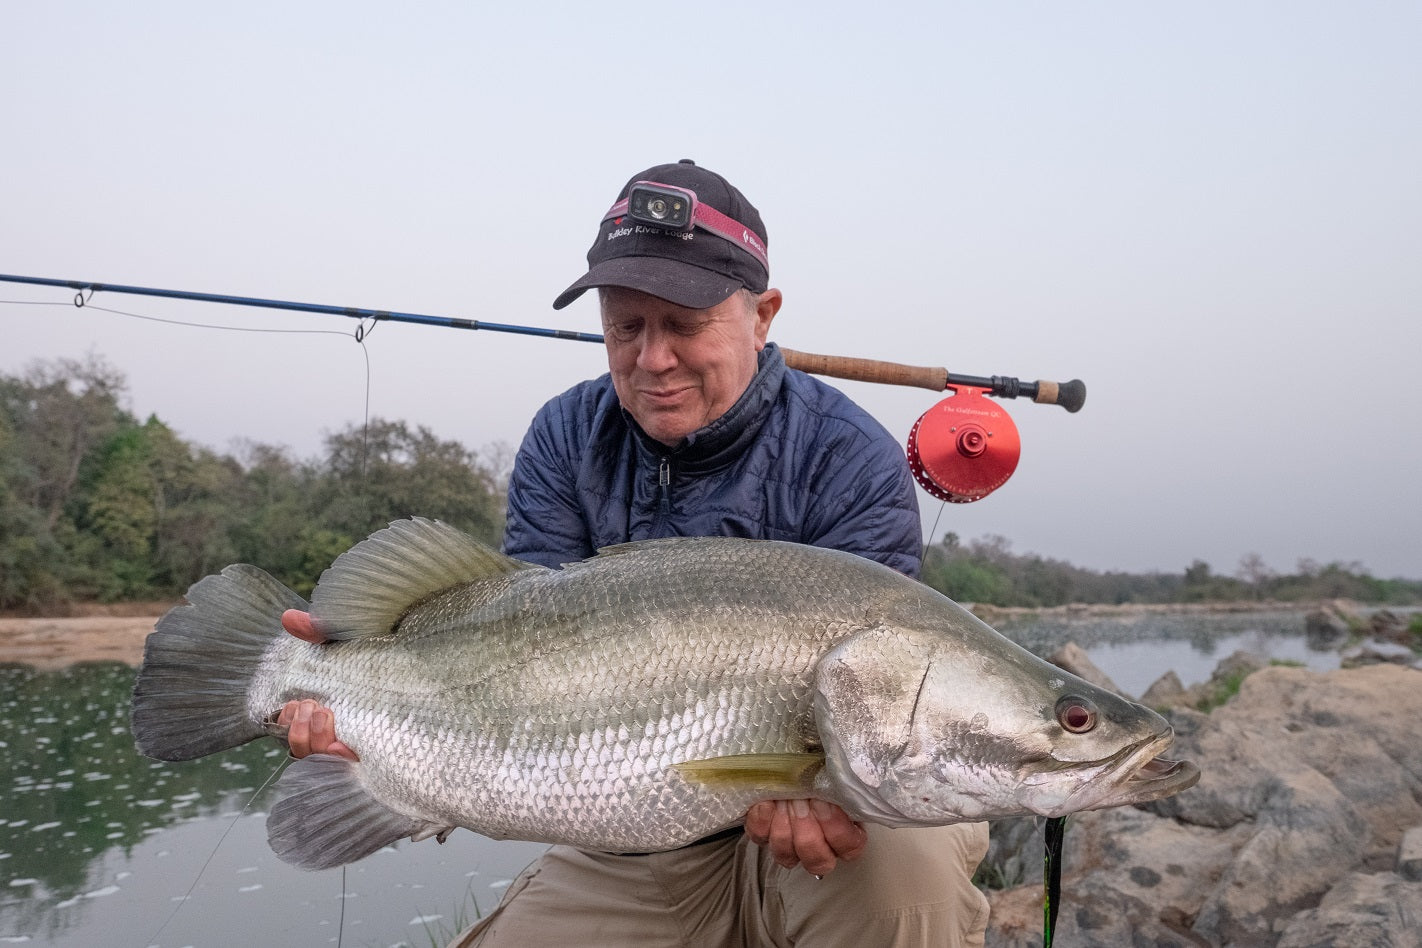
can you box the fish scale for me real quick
[132,518,1199,870]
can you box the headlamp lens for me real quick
[627,183,695,231]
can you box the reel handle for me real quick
[779,348,1086,412]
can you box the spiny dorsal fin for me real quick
[310,517,536,640]
[672,752,826,793]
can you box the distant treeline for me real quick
[922,534,1422,607]
[3,357,1418,611]
[1,357,505,610]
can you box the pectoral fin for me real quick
[672,753,825,793]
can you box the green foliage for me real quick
[0,358,507,610]
[918,535,1422,609]
[1195,666,1253,712]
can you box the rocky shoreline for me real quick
[984,607,1422,947]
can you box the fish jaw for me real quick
[1016,730,1201,817]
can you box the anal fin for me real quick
[267,754,447,870]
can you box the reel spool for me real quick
[907,386,1021,503]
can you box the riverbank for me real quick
[0,613,169,670]
[0,598,1363,670]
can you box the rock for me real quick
[1305,601,1356,648]
[1187,650,1266,711]
[985,664,1422,946]
[1367,608,1409,644]
[1340,638,1417,669]
[1274,871,1422,948]
[1047,641,1127,696]
[1191,768,1368,944]
[1141,670,1189,709]
[1400,826,1422,881]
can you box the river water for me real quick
[0,609,1340,947]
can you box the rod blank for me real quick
[1,273,1085,411]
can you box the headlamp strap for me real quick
[604,188,769,272]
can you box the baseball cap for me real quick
[552,159,769,310]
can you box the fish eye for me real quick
[1055,696,1098,734]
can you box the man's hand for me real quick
[744,799,867,876]
[275,698,358,760]
[275,610,358,761]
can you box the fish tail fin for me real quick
[132,564,307,761]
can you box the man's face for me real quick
[600,286,781,446]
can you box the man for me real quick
[279,160,990,946]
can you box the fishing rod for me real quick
[0,272,1085,411]
[0,272,606,344]
[3,271,1086,504]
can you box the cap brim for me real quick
[552,256,745,311]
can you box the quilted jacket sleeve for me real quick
[502,392,592,569]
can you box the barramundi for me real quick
[131,518,1198,870]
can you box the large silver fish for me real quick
[131,518,1198,870]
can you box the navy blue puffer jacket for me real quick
[503,343,922,578]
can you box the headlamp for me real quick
[604,180,769,272]
[627,183,695,232]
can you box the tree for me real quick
[315,418,504,547]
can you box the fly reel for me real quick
[906,386,1021,503]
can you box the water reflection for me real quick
[0,663,545,947]
[992,609,1341,696]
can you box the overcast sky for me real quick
[4,3,1419,579]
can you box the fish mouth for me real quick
[1053,731,1201,815]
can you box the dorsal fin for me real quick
[310,518,535,640]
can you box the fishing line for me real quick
[140,756,290,948]
[922,498,949,565]
[2,294,377,478]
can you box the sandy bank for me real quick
[0,614,163,670]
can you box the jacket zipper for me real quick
[656,456,672,523]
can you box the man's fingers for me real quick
[276,700,298,727]
[789,799,838,876]
[325,740,360,762]
[282,609,327,644]
[744,799,868,875]
[285,699,316,757]
[767,801,798,869]
[810,800,867,862]
[744,801,774,846]
[277,699,359,761]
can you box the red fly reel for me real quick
[907,386,1021,503]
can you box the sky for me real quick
[3,3,1419,579]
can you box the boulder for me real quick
[1304,600,1356,648]
[1367,608,1409,644]
[1181,650,1267,712]
[1046,641,1127,696]
[1274,871,1422,948]
[1340,638,1418,669]
[983,663,1422,947]
[1140,670,1189,710]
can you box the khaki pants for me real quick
[449,822,989,948]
